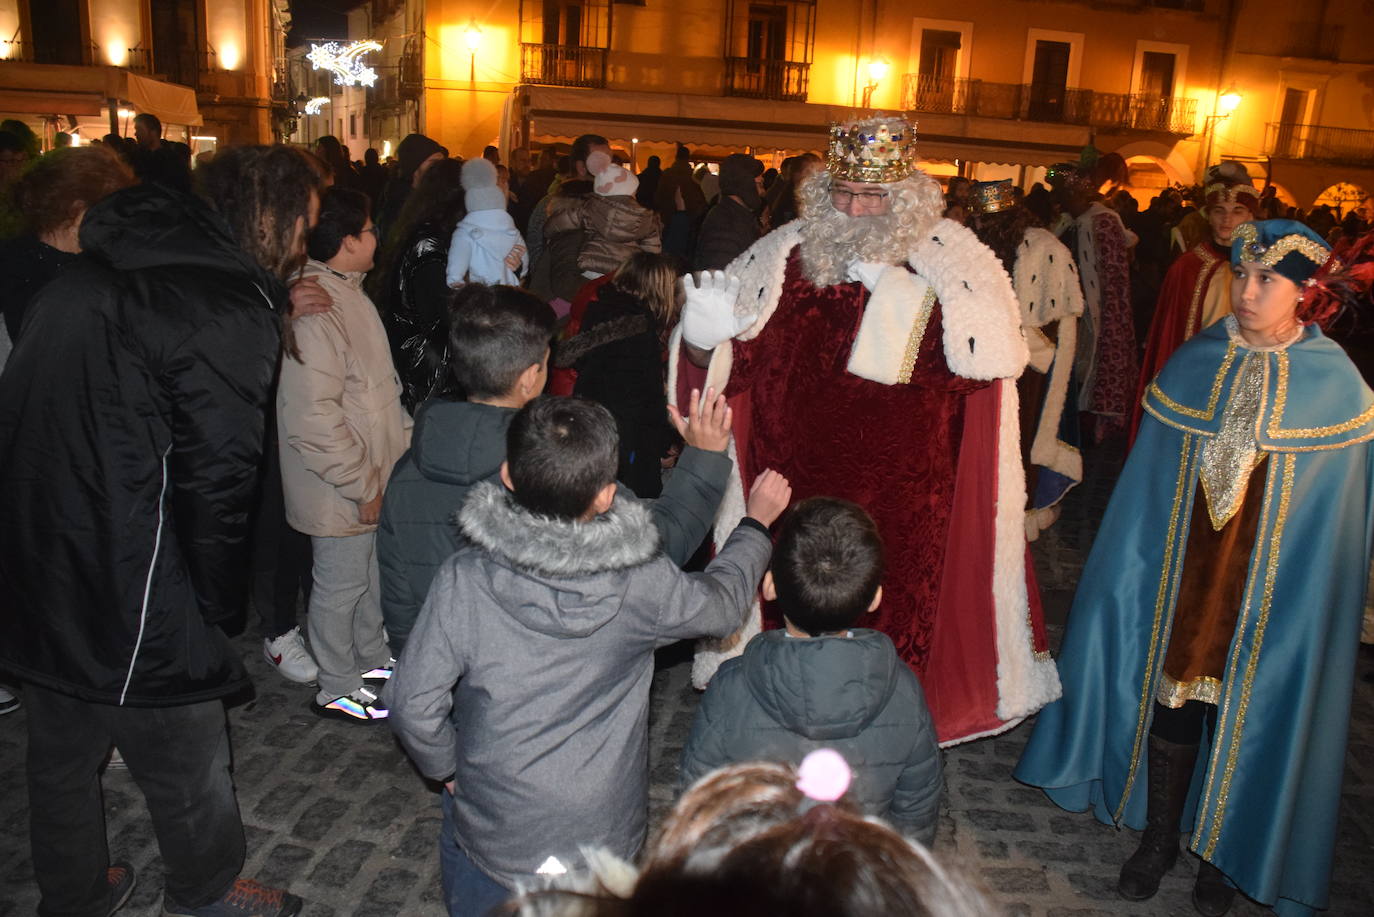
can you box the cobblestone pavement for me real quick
[2,442,1372,916]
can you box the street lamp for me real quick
[631,137,639,171]
[862,59,890,109]
[465,20,482,84]
[1203,84,1243,168]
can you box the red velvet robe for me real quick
[683,249,1049,743]
[1128,240,1229,444]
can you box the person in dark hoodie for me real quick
[679,497,942,847]
[377,283,735,655]
[376,132,448,242]
[0,145,316,917]
[693,153,764,272]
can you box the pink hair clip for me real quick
[796,748,852,803]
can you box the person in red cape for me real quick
[1129,163,1260,444]
[670,115,1061,746]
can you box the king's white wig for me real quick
[796,167,946,288]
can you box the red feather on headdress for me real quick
[1302,229,1374,328]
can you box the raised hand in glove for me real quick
[681,270,749,351]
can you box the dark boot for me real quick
[1192,859,1236,916]
[1118,735,1198,900]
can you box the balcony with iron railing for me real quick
[1266,122,1374,166]
[520,43,607,89]
[902,74,1197,135]
[724,58,810,102]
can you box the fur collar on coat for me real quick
[458,480,661,578]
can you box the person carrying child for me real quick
[377,283,738,656]
[577,151,661,280]
[679,497,942,846]
[384,395,791,917]
[445,157,527,288]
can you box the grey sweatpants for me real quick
[309,531,391,704]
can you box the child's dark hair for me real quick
[771,498,884,635]
[307,187,370,262]
[506,396,619,520]
[447,284,555,398]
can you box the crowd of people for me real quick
[1,110,1373,917]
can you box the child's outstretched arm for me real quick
[651,388,733,565]
[651,469,791,645]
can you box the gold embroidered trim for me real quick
[1265,353,1374,439]
[1033,649,1052,663]
[1116,434,1199,824]
[1200,452,1293,858]
[1233,223,1328,270]
[1148,343,1238,421]
[1198,355,1265,530]
[1185,245,1220,335]
[1156,672,1222,707]
[896,286,937,385]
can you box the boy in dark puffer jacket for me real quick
[679,497,943,845]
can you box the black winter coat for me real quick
[692,196,761,273]
[557,286,674,498]
[384,220,459,412]
[0,185,282,706]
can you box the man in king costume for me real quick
[671,115,1061,746]
[1130,163,1260,442]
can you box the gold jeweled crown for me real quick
[826,114,918,183]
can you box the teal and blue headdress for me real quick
[1230,219,1331,285]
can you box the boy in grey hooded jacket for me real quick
[384,396,791,915]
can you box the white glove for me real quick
[845,260,890,292]
[681,270,747,351]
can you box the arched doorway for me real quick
[1313,182,1371,220]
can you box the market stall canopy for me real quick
[0,63,201,126]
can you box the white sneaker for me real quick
[263,626,318,684]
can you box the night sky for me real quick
[287,0,367,47]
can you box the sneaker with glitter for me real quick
[312,685,388,721]
[263,627,318,684]
[105,860,136,916]
[161,877,302,917]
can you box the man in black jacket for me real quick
[0,146,317,917]
[693,153,764,272]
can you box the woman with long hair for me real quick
[1016,221,1374,916]
[554,251,682,498]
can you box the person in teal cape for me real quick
[1014,220,1374,916]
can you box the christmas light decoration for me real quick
[304,96,331,115]
[307,40,383,88]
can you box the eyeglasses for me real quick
[831,188,890,206]
[363,225,380,239]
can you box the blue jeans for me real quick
[439,790,512,917]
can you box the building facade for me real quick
[0,0,283,149]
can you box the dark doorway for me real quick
[1029,40,1071,121]
[30,0,85,66]
[917,29,961,111]
[151,0,203,88]
[1140,52,1176,98]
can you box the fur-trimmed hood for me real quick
[553,312,653,369]
[457,481,662,637]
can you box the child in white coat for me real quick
[446,157,526,287]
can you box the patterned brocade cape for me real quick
[1014,318,1374,915]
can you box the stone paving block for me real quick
[308,839,376,889]
[293,797,354,843]
[391,817,441,860]
[1065,871,1125,900]
[255,842,315,888]
[965,808,1038,833]
[254,781,312,819]
[976,839,1009,859]
[1015,840,1091,865]
[354,867,421,916]
[982,866,1051,894]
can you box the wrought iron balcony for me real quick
[520,43,607,89]
[902,74,1196,135]
[1266,122,1374,166]
[724,57,810,102]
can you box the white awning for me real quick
[0,63,201,127]
[518,85,1089,166]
